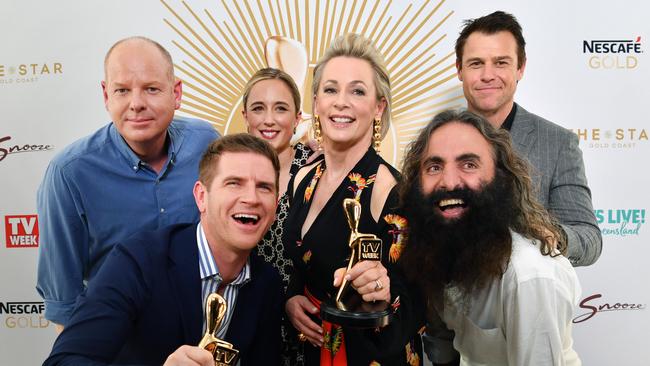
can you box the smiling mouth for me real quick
[438,198,467,211]
[260,130,279,139]
[330,116,354,124]
[232,213,260,225]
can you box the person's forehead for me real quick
[322,56,375,80]
[214,151,274,178]
[426,123,493,158]
[249,79,292,100]
[463,31,518,56]
[105,40,170,74]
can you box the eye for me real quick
[496,60,510,67]
[114,88,128,95]
[424,164,442,175]
[250,106,264,112]
[146,87,160,93]
[462,161,478,170]
[258,183,275,193]
[276,105,289,112]
[352,88,366,96]
[225,180,240,187]
[323,87,337,94]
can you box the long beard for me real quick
[402,171,516,302]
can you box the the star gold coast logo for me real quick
[0,62,63,85]
[161,0,463,167]
[571,128,648,149]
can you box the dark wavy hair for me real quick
[399,110,564,295]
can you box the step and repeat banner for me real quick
[1,1,647,364]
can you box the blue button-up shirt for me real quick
[36,117,219,325]
[196,223,251,339]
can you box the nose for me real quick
[480,63,496,82]
[129,90,147,113]
[439,167,462,191]
[239,182,261,205]
[334,91,349,109]
[262,111,274,126]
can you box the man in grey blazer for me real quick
[454,11,601,267]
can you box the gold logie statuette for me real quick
[335,198,383,310]
[198,293,239,366]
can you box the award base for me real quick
[320,292,392,328]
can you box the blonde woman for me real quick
[283,34,422,365]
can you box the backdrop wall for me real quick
[1,1,647,365]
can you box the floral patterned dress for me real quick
[284,147,423,366]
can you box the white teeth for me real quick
[234,213,259,220]
[261,131,277,138]
[331,117,353,123]
[439,198,464,207]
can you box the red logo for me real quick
[4,215,39,248]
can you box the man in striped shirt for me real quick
[44,134,283,366]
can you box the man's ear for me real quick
[516,58,527,82]
[193,181,207,213]
[173,78,182,110]
[101,81,109,110]
[456,61,463,81]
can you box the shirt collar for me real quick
[196,222,252,286]
[109,122,178,172]
[500,102,518,131]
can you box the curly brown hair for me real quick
[400,109,564,257]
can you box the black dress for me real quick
[284,147,423,365]
[255,142,312,366]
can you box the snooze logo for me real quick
[0,135,54,162]
[573,293,645,323]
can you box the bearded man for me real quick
[399,110,582,366]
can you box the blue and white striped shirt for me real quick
[197,222,251,338]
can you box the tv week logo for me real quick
[4,215,39,248]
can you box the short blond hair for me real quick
[312,33,391,138]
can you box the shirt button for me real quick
[160,208,165,213]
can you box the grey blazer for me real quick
[510,104,602,266]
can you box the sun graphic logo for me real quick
[161,0,463,167]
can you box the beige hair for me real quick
[311,33,391,138]
[242,68,302,114]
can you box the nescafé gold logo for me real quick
[161,0,462,167]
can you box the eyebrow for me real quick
[323,79,368,86]
[422,153,481,165]
[456,153,481,162]
[248,100,290,106]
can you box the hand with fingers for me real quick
[285,295,324,347]
[333,260,391,303]
[163,345,214,366]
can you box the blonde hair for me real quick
[312,33,391,138]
